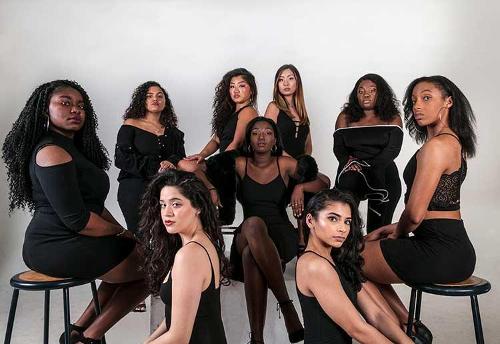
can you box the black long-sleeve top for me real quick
[333,125,403,169]
[115,125,186,181]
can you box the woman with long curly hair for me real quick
[2,80,147,343]
[115,81,185,312]
[141,170,228,343]
[296,189,412,343]
[334,73,403,233]
[362,76,477,343]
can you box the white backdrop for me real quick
[0,0,499,342]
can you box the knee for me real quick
[241,245,256,265]
[241,217,267,240]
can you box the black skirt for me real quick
[380,219,476,284]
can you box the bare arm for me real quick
[144,320,167,344]
[305,132,313,155]
[264,102,279,123]
[297,256,391,344]
[149,245,210,344]
[224,107,258,151]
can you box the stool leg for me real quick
[43,290,50,344]
[3,288,19,344]
[90,281,107,344]
[63,287,71,344]
[415,290,422,322]
[406,288,417,336]
[470,295,485,344]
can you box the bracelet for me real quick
[208,186,216,191]
[116,228,127,237]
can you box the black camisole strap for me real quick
[235,104,252,115]
[185,241,214,281]
[435,132,460,143]
[302,250,336,269]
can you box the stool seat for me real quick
[10,270,93,291]
[408,276,491,297]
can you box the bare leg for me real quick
[236,217,303,337]
[74,282,119,328]
[357,282,412,344]
[242,246,268,342]
[82,279,148,340]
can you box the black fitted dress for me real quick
[230,158,297,281]
[297,251,356,344]
[276,110,310,158]
[23,131,135,279]
[160,241,227,344]
[218,105,252,153]
[115,125,185,234]
[333,125,403,232]
[380,134,476,284]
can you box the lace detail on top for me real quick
[429,160,467,211]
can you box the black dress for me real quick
[297,251,356,344]
[380,134,476,284]
[276,110,310,159]
[333,125,403,232]
[115,125,186,234]
[23,131,135,279]
[218,105,252,153]
[160,241,227,344]
[230,158,297,281]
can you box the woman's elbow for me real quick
[404,210,425,226]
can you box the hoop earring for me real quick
[247,144,253,153]
[272,144,277,154]
[45,115,50,132]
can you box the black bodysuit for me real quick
[230,158,297,281]
[333,125,403,232]
[160,241,227,344]
[276,110,310,158]
[115,125,185,234]
[380,133,475,284]
[23,131,135,279]
[297,251,356,344]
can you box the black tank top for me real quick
[296,251,356,344]
[276,110,310,158]
[237,158,289,218]
[403,133,466,211]
[160,241,227,344]
[219,104,252,153]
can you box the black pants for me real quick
[117,178,146,235]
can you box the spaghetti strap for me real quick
[186,241,215,280]
[302,250,336,269]
[436,132,461,143]
[276,157,281,175]
[235,104,252,115]
[244,157,248,176]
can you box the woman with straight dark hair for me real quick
[362,76,477,342]
[334,73,403,233]
[296,189,412,343]
[142,170,228,343]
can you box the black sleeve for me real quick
[114,125,160,178]
[365,128,403,167]
[333,130,350,167]
[165,129,186,166]
[34,161,90,232]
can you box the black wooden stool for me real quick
[221,225,238,236]
[406,275,491,344]
[4,270,105,344]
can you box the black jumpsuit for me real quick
[23,131,135,279]
[333,125,403,232]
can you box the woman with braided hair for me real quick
[2,80,147,344]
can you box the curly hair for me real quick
[303,188,365,292]
[123,81,178,128]
[139,170,230,295]
[403,75,477,158]
[342,73,400,123]
[2,80,110,212]
[273,64,310,125]
[241,117,284,157]
[211,68,257,138]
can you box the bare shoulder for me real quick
[238,106,258,120]
[297,253,338,281]
[36,145,72,167]
[174,242,209,269]
[264,102,279,121]
[123,118,140,126]
[235,156,246,175]
[390,115,403,127]
[278,155,296,172]
[335,112,349,129]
